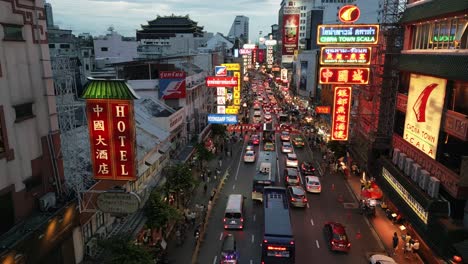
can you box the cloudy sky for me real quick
[46,0,280,40]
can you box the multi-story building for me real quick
[373,0,468,263]
[93,30,138,69]
[0,1,80,263]
[227,15,249,43]
[136,15,209,59]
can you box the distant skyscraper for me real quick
[228,15,249,43]
[44,2,54,28]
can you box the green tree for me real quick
[211,124,227,137]
[99,236,153,264]
[195,143,214,169]
[164,164,197,208]
[145,190,181,229]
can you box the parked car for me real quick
[287,186,308,208]
[305,176,321,193]
[323,222,351,252]
[281,142,293,153]
[284,168,301,186]
[285,154,298,167]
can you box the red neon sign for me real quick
[319,67,370,85]
[320,47,371,65]
[338,5,360,23]
[315,106,331,114]
[205,76,239,87]
[331,86,352,141]
[86,99,137,181]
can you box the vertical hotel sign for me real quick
[83,79,139,181]
[403,74,447,159]
[331,86,351,141]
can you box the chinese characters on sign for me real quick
[86,99,136,180]
[320,47,371,65]
[319,67,369,84]
[331,87,352,141]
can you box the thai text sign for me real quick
[319,67,369,84]
[403,74,446,159]
[159,71,186,99]
[97,191,141,214]
[86,99,136,181]
[222,63,241,71]
[239,49,252,55]
[320,47,371,65]
[331,86,352,141]
[207,114,238,124]
[206,76,238,87]
[317,25,379,45]
[315,106,331,114]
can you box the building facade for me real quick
[227,15,249,43]
[93,30,138,69]
[0,1,79,263]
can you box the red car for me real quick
[323,222,351,252]
[250,135,260,145]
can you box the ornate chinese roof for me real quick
[138,15,204,37]
[81,78,140,100]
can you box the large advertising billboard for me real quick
[317,25,379,45]
[158,71,186,99]
[282,7,300,56]
[331,86,352,141]
[403,74,447,159]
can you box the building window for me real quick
[2,24,23,41]
[96,211,104,228]
[49,44,55,49]
[85,64,89,70]
[101,47,109,52]
[13,102,34,122]
[83,222,92,242]
[410,17,468,50]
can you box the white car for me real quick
[281,142,293,153]
[286,154,298,168]
[369,254,397,264]
[305,176,321,193]
[243,150,256,163]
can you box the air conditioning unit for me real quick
[392,148,401,165]
[404,158,414,176]
[95,226,107,240]
[418,170,430,190]
[411,163,421,182]
[427,177,440,198]
[39,192,56,212]
[398,153,407,171]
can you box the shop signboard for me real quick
[320,47,371,65]
[207,114,238,124]
[97,191,141,214]
[239,49,252,55]
[319,67,369,84]
[215,66,227,76]
[158,71,186,99]
[331,86,351,141]
[338,5,361,23]
[315,106,331,114]
[281,69,288,81]
[206,76,238,87]
[317,24,379,45]
[403,74,447,159]
[221,63,241,71]
[233,72,241,105]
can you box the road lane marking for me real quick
[253,214,256,222]
[344,181,358,203]
[213,256,217,264]
[219,232,223,240]
[307,203,310,208]
[310,219,314,226]
[250,260,253,264]
[232,184,236,190]
[251,234,255,243]
[363,215,385,250]
[235,140,246,181]
[316,240,320,248]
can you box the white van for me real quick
[223,194,244,229]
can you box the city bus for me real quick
[252,151,277,202]
[262,186,295,264]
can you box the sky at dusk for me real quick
[46,0,280,40]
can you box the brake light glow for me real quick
[304,198,308,202]
[290,241,295,245]
[267,246,287,250]
[291,197,296,202]
[223,218,226,222]
[347,243,351,247]
[241,218,244,222]
[224,225,228,229]
[263,239,268,243]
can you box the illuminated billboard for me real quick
[331,86,352,141]
[282,9,300,56]
[317,25,379,45]
[315,106,331,114]
[158,71,186,99]
[207,114,238,124]
[86,99,137,181]
[320,47,371,65]
[319,67,370,84]
[338,5,360,23]
[206,76,238,87]
[403,74,447,159]
[221,63,241,71]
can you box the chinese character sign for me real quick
[319,67,369,84]
[320,47,371,65]
[331,86,352,141]
[86,99,137,180]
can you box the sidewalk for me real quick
[165,139,242,264]
[345,171,425,264]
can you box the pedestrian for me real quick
[218,157,222,167]
[412,239,420,254]
[203,183,208,194]
[392,232,399,256]
[210,189,217,201]
[404,241,412,257]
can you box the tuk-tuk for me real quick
[220,233,238,263]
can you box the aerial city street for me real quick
[0,0,467,264]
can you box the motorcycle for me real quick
[359,199,376,217]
